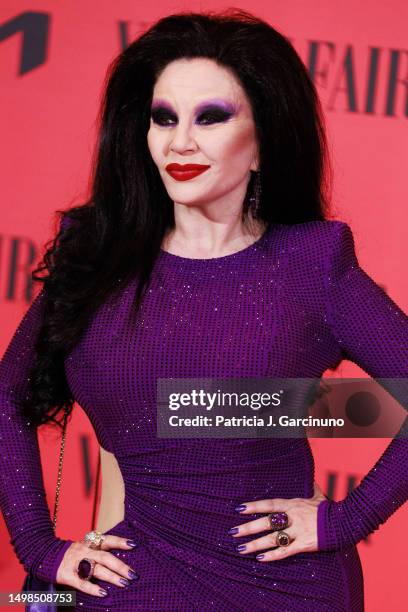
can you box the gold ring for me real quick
[276,530,291,547]
[267,511,289,532]
[84,530,106,550]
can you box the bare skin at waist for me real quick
[96,447,125,533]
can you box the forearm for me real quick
[317,433,408,551]
[0,384,74,581]
[318,222,408,551]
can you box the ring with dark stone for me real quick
[77,557,96,581]
[276,531,291,547]
[267,512,289,532]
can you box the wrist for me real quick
[317,493,368,551]
[32,537,74,583]
[317,498,348,551]
[317,498,333,551]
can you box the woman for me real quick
[0,9,407,611]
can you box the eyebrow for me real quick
[150,98,239,115]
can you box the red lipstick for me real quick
[165,163,210,181]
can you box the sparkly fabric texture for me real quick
[0,218,407,611]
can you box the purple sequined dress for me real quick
[1,220,407,611]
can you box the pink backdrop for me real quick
[1,1,407,610]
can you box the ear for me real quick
[250,148,260,172]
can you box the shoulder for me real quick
[271,219,356,268]
[282,218,353,246]
[263,221,359,308]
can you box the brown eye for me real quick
[196,110,233,125]
[151,109,177,126]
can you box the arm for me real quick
[0,220,74,582]
[317,221,408,551]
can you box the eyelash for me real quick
[150,109,232,126]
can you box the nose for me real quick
[169,121,197,154]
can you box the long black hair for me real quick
[23,8,333,428]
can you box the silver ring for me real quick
[84,530,106,550]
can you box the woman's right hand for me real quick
[55,535,139,597]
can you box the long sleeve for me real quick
[0,224,74,582]
[317,221,408,551]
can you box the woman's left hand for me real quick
[229,482,327,561]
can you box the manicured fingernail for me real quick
[236,544,246,551]
[128,569,139,580]
[256,554,265,560]
[99,588,108,597]
[228,527,239,535]
[119,577,130,586]
[126,540,138,547]
[235,505,247,512]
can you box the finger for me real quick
[92,562,132,588]
[256,541,303,562]
[235,498,293,514]
[229,514,293,537]
[99,534,138,550]
[93,549,139,582]
[235,527,297,555]
[67,572,110,598]
[55,543,109,597]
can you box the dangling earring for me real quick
[249,170,262,219]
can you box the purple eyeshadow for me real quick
[151,99,174,113]
[150,98,239,117]
[194,99,238,115]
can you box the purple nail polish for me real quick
[126,540,138,547]
[119,577,130,586]
[236,544,246,551]
[99,588,108,597]
[256,553,265,560]
[128,569,139,580]
[235,504,247,512]
[228,527,239,535]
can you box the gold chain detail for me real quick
[52,407,69,532]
